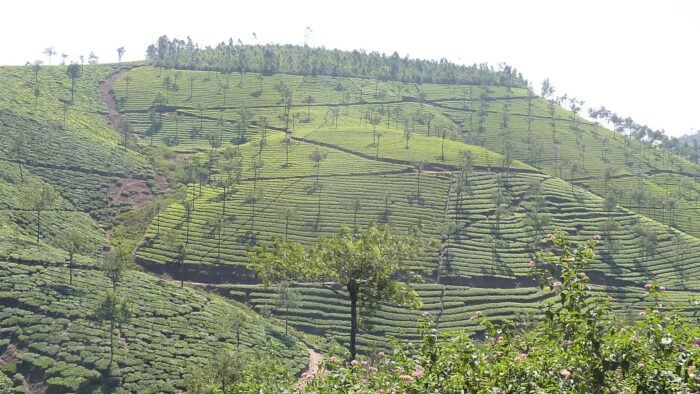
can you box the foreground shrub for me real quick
[301,232,700,393]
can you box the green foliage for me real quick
[103,246,132,289]
[92,291,132,326]
[301,234,700,393]
[184,348,296,394]
[249,223,432,358]
[0,263,307,392]
[0,373,13,393]
[147,36,526,87]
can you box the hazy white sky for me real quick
[2,0,698,136]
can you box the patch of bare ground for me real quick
[1,344,47,394]
[295,348,325,389]
[107,177,153,211]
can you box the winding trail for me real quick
[295,348,324,389]
[99,69,127,132]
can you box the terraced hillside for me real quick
[113,65,700,353]
[0,261,307,393]
[0,64,310,392]
[0,65,152,262]
[115,66,700,236]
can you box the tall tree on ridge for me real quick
[66,62,81,103]
[43,47,56,65]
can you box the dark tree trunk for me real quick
[36,210,41,244]
[109,320,115,367]
[348,280,359,360]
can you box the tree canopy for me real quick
[248,223,432,358]
[146,36,526,87]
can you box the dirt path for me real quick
[306,348,324,375]
[99,69,127,132]
[99,69,172,245]
[296,348,324,389]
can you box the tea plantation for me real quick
[0,64,309,393]
[2,44,700,392]
[114,65,700,358]
[0,261,307,393]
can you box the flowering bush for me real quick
[301,233,700,393]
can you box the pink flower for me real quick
[639,311,647,317]
[693,338,700,347]
[565,340,573,347]
[369,367,378,373]
[360,360,368,366]
[330,356,339,363]
[301,370,316,379]
[644,283,653,290]
[594,234,601,241]
[652,309,660,314]
[579,272,588,279]
[497,336,505,343]
[470,311,483,321]
[421,311,430,317]
[560,369,572,379]
[378,351,385,357]
[659,286,667,292]
[411,369,424,378]
[350,359,358,366]
[399,374,414,381]
[637,362,645,369]
[552,281,563,292]
[528,260,536,268]
[514,353,527,361]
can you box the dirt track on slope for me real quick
[99,69,127,132]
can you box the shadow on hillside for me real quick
[303,215,322,233]
[406,192,425,206]
[236,230,258,246]
[44,282,86,297]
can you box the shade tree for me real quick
[27,185,58,244]
[92,292,131,369]
[53,230,92,285]
[249,223,429,359]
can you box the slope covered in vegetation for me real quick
[111,58,700,356]
[0,64,309,393]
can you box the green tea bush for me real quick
[301,233,700,393]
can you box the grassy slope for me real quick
[117,66,700,353]
[0,65,151,261]
[0,262,307,393]
[0,64,309,392]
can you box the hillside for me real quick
[0,64,309,393]
[0,262,307,393]
[110,63,700,354]
[2,41,700,391]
